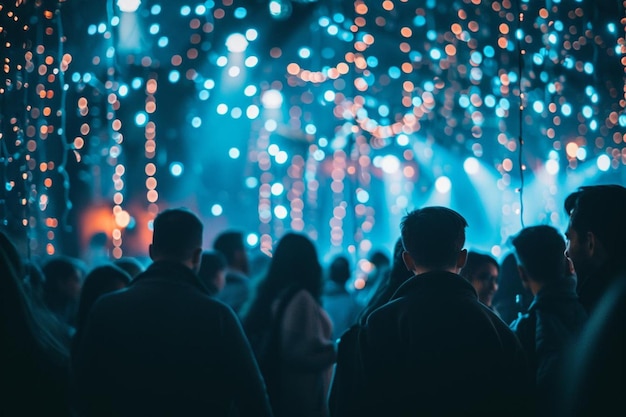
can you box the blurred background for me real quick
[1,0,624,265]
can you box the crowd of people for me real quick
[1,183,625,416]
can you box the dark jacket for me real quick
[351,271,532,417]
[577,261,626,314]
[71,261,273,417]
[510,277,587,416]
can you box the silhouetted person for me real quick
[114,257,145,279]
[214,231,250,315]
[43,256,86,331]
[243,233,336,417]
[339,207,531,416]
[329,238,412,416]
[322,255,361,341]
[460,251,500,309]
[560,184,626,416]
[493,253,533,325]
[73,264,131,352]
[1,231,71,416]
[72,208,273,417]
[198,250,227,296]
[509,226,587,417]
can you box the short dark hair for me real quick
[213,231,245,265]
[460,252,499,281]
[400,207,468,270]
[152,208,203,260]
[564,184,626,261]
[512,225,567,283]
[329,255,351,285]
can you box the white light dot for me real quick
[435,176,452,193]
[169,162,184,177]
[117,0,142,13]
[271,183,284,196]
[545,159,559,175]
[229,148,240,159]
[246,233,259,246]
[597,154,611,171]
[274,205,288,219]
[246,105,260,119]
[261,89,283,109]
[191,117,202,128]
[226,33,248,53]
[356,190,370,203]
[381,155,400,174]
[211,204,223,216]
[275,151,288,164]
[228,66,241,77]
[463,157,480,175]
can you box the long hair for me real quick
[242,233,322,335]
[0,232,69,369]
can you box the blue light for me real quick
[180,5,191,16]
[324,90,336,102]
[169,162,184,177]
[150,4,161,14]
[378,105,389,117]
[131,78,143,89]
[561,103,572,116]
[327,25,338,35]
[298,47,311,59]
[168,70,180,83]
[583,62,594,74]
[470,51,482,64]
[191,117,202,128]
[271,183,284,196]
[619,114,626,127]
[396,134,409,146]
[318,17,330,27]
[157,36,168,47]
[313,149,325,161]
[198,90,209,101]
[608,23,616,33]
[459,95,470,108]
[149,24,159,35]
[483,45,495,58]
[413,15,426,27]
[319,138,328,147]
[87,25,97,35]
[195,4,206,14]
[388,66,401,79]
[211,204,223,216]
[356,190,370,203]
[245,177,258,188]
[229,148,240,159]
[244,85,257,96]
[216,56,228,67]
[118,85,129,97]
[533,53,544,65]
[117,0,141,13]
[582,106,593,118]
[135,112,148,126]
[216,103,228,116]
[333,13,345,23]
[246,233,259,247]
[234,7,247,18]
[226,33,248,53]
[426,30,437,41]
[111,16,119,26]
[98,23,107,33]
[484,95,496,107]
[305,124,317,135]
[246,29,258,41]
[366,56,378,67]
[424,81,434,91]
[204,79,215,90]
[533,101,544,113]
[597,155,610,172]
[71,72,81,82]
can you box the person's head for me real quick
[197,251,227,296]
[512,225,568,295]
[76,265,131,332]
[329,255,351,285]
[114,257,145,278]
[149,208,203,273]
[564,185,626,282]
[266,233,322,299]
[213,231,249,275]
[400,206,468,274]
[42,256,85,308]
[460,252,499,306]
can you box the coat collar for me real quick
[132,260,209,294]
[391,270,478,301]
[529,276,579,312]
